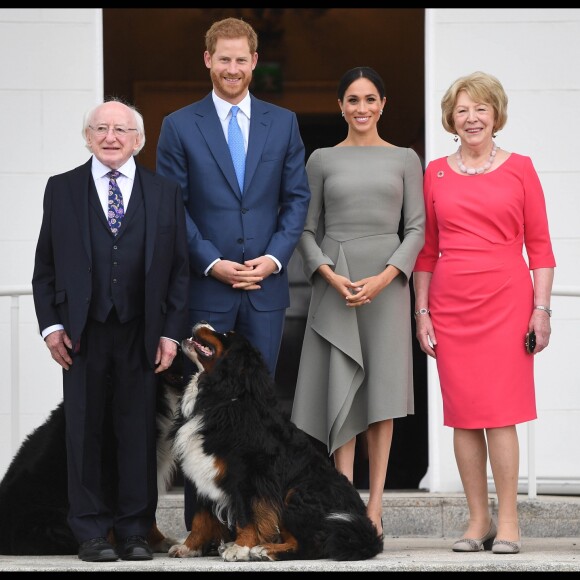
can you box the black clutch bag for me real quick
[525,331,536,354]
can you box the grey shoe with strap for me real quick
[452,520,497,552]
[492,528,521,554]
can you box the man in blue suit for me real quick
[156,16,311,531]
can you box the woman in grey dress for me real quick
[291,67,425,538]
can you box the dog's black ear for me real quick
[221,330,239,349]
[226,336,278,402]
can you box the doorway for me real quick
[103,7,427,490]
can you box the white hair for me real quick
[81,98,146,155]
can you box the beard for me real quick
[210,69,252,102]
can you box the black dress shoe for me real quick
[78,537,118,562]
[117,535,153,561]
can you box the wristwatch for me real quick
[534,305,552,317]
[414,308,430,316]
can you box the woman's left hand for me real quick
[529,309,552,354]
[345,276,377,307]
[346,275,388,307]
[346,267,399,308]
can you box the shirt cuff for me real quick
[205,258,221,276]
[41,324,64,340]
[266,254,281,274]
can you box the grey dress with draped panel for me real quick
[291,146,425,454]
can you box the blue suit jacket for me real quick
[156,92,311,312]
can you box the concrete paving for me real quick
[1,537,579,572]
[2,492,579,572]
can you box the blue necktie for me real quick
[228,106,246,192]
[107,170,124,236]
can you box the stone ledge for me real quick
[156,491,580,540]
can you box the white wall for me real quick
[1,9,578,494]
[0,9,103,474]
[423,8,580,493]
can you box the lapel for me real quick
[88,176,110,231]
[72,162,158,273]
[116,172,143,239]
[69,159,94,263]
[196,94,241,197]
[137,165,161,274]
[245,96,270,195]
[196,93,270,199]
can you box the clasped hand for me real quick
[210,256,276,290]
[332,274,383,308]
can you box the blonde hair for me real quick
[205,17,258,55]
[441,71,508,135]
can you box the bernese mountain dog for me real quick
[0,353,187,555]
[169,321,384,561]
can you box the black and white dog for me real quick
[0,354,187,555]
[168,322,384,562]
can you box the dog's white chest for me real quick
[173,375,230,519]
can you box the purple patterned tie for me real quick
[106,170,124,236]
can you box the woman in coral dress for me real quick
[413,71,556,554]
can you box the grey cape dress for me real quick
[290,146,425,454]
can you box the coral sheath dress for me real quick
[413,153,556,429]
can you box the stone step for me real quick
[156,490,580,541]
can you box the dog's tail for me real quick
[325,512,384,561]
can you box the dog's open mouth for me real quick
[181,322,223,371]
[184,336,214,359]
[182,322,220,361]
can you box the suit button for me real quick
[241,208,248,214]
[237,238,243,244]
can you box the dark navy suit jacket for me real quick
[32,158,190,367]
[156,93,311,312]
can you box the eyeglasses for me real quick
[89,125,138,137]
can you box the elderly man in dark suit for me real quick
[32,99,189,562]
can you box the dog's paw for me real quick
[217,541,235,556]
[168,543,202,558]
[249,545,274,561]
[221,543,251,562]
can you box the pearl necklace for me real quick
[456,141,498,175]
